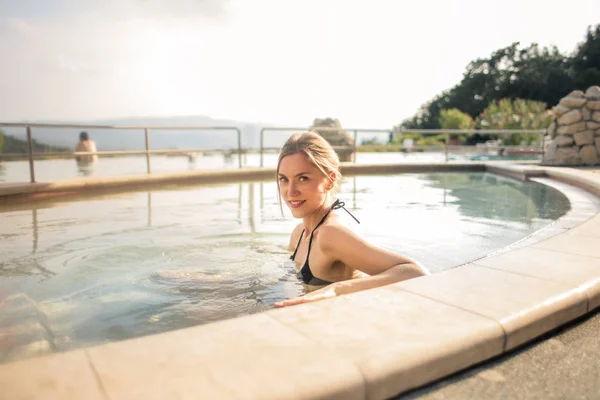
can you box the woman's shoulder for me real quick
[316,222,361,250]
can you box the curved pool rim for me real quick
[0,162,599,400]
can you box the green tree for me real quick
[501,43,574,107]
[571,24,600,89]
[397,26,592,130]
[438,108,475,144]
[439,109,475,130]
[476,98,552,145]
[0,131,4,153]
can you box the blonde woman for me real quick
[274,132,429,308]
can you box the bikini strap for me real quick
[330,199,360,224]
[290,229,305,260]
[306,199,360,255]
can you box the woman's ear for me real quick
[327,172,337,190]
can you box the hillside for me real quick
[0,132,70,154]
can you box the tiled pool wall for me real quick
[0,162,599,400]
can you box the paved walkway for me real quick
[404,308,600,399]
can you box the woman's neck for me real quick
[302,199,333,234]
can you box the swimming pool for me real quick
[0,172,569,363]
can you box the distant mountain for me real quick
[1,116,299,151]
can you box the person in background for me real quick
[274,131,429,308]
[75,131,98,165]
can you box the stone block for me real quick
[394,265,587,352]
[579,145,599,165]
[559,98,586,108]
[587,121,600,130]
[543,141,557,162]
[552,104,570,116]
[574,131,595,146]
[557,109,583,125]
[582,107,591,121]
[556,147,581,165]
[556,121,586,135]
[548,121,556,138]
[566,90,585,98]
[89,313,365,400]
[587,101,600,111]
[593,111,600,122]
[585,85,600,100]
[0,351,105,400]
[555,135,574,147]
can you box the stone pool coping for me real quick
[0,162,599,400]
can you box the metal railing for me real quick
[260,127,547,166]
[259,127,394,167]
[0,123,243,182]
[0,122,547,183]
[400,128,547,162]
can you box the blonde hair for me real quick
[276,131,341,214]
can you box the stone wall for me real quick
[543,86,600,165]
[310,118,355,162]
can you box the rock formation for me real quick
[309,118,355,162]
[543,86,600,165]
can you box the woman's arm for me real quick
[320,224,428,293]
[274,225,428,307]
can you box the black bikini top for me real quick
[290,199,360,285]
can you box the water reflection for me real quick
[76,163,95,177]
[146,192,152,227]
[32,208,38,253]
[421,173,570,224]
[0,172,571,280]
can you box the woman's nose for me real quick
[287,182,299,196]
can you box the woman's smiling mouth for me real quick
[288,200,306,209]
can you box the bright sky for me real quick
[1,0,599,128]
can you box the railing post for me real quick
[399,127,404,152]
[26,126,36,183]
[353,130,358,163]
[444,131,449,162]
[237,128,242,168]
[541,128,547,158]
[144,128,151,174]
[260,129,264,167]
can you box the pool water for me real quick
[0,172,569,363]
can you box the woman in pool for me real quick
[274,132,429,308]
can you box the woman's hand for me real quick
[273,283,345,308]
[273,263,428,308]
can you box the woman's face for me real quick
[278,153,332,218]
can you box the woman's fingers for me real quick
[274,296,307,308]
[274,288,335,308]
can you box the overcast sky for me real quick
[1,0,598,128]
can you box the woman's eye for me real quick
[299,176,308,182]
[279,177,288,183]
